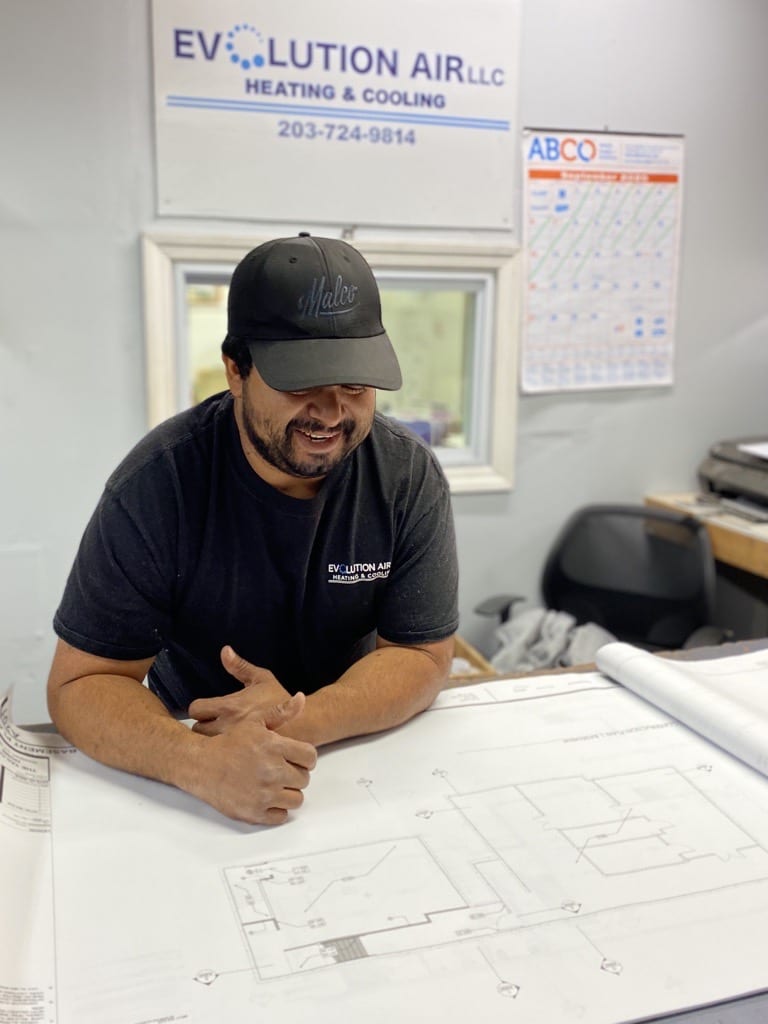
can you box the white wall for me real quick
[462,0,768,653]
[1,0,766,723]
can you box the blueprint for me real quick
[0,691,70,1024]
[4,656,768,1023]
[597,642,768,777]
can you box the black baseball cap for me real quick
[225,233,402,391]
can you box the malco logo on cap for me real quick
[298,275,360,320]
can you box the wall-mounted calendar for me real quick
[521,129,684,393]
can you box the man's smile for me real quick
[296,427,341,441]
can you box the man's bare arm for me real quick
[46,638,317,824]
[190,635,455,747]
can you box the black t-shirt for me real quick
[54,393,459,711]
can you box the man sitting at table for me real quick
[47,233,459,825]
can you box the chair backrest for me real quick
[541,504,717,650]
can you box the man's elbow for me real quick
[414,636,455,706]
[421,635,455,682]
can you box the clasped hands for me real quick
[186,645,316,827]
[189,645,295,736]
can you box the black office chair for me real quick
[476,503,728,651]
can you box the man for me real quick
[47,233,459,825]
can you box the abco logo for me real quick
[527,136,597,163]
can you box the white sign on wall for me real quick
[151,0,519,230]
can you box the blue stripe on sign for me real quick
[166,94,511,131]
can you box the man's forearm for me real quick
[47,638,316,825]
[279,637,454,747]
[50,673,212,791]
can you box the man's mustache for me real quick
[288,418,357,438]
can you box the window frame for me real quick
[142,232,519,493]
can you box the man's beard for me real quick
[241,389,373,480]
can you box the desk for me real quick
[646,492,768,638]
[645,491,768,580]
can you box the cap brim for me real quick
[246,332,402,391]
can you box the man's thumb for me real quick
[263,692,306,731]
[220,645,263,687]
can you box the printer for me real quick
[698,437,768,513]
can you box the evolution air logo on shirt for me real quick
[328,561,392,584]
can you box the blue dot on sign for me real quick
[255,54,264,66]
[226,42,233,50]
[230,54,239,63]
[241,59,251,68]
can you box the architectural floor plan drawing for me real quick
[5,655,768,1023]
[0,691,68,1024]
[218,758,768,992]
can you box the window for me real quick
[143,233,519,492]
[377,272,487,467]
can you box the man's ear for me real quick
[222,354,243,397]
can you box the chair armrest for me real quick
[473,594,526,623]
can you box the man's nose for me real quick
[307,387,344,423]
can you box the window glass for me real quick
[185,277,229,405]
[183,272,483,459]
[377,284,476,452]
